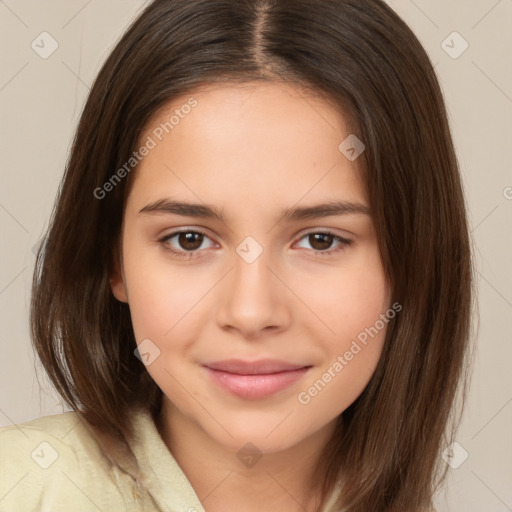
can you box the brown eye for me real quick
[159,230,215,259]
[176,232,204,251]
[308,233,335,251]
[296,231,353,256]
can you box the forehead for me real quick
[128,81,368,211]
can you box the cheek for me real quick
[296,335,385,428]
[293,248,389,411]
[296,297,390,422]
[126,270,207,345]
[294,245,389,344]
[121,238,202,343]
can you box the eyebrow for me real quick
[139,198,371,223]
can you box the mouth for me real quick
[202,359,312,400]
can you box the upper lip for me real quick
[203,359,310,375]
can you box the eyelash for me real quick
[158,229,353,260]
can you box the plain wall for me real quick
[0,1,511,511]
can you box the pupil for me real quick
[180,232,203,250]
[311,233,332,250]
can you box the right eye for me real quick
[159,229,216,259]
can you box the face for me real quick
[111,81,391,455]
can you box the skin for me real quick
[110,81,391,512]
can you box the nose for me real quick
[215,245,291,340]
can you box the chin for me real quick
[204,413,319,454]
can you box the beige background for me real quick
[0,1,511,511]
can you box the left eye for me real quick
[159,230,352,259]
[160,230,215,257]
[295,232,352,254]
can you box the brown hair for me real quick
[30,0,475,510]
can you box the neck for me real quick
[156,398,338,512]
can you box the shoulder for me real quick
[0,409,86,437]
[0,410,99,467]
[0,412,132,511]
[0,411,85,466]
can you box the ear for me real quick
[109,241,129,303]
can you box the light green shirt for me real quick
[0,409,341,511]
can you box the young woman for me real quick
[0,1,474,511]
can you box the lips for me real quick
[204,359,308,375]
[203,359,311,400]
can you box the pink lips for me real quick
[203,359,311,400]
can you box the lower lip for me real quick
[205,367,310,400]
